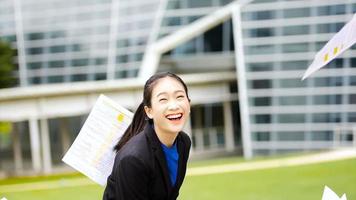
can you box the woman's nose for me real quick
[168,101,179,110]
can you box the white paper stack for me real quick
[62,94,133,186]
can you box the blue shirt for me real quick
[161,142,179,186]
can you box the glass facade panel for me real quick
[312,95,342,105]
[314,77,343,87]
[250,79,272,89]
[277,131,304,141]
[251,97,272,106]
[248,62,274,72]
[278,96,306,105]
[282,43,309,53]
[312,113,341,123]
[282,25,309,36]
[283,7,310,18]
[277,114,305,123]
[317,4,346,16]
[253,132,270,141]
[281,60,308,70]
[252,114,271,124]
[311,131,333,141]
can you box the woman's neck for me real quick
[153,126,178,147]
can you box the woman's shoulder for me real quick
[116,131,150,162]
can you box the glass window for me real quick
[246,45,275,55]
[251,97,272,106]
[94,73,106,80]
[252,10,275,20]
[27,47,43,55]
[71,59,89,67]
[311,131,333,141]
[277,131,304,141]
[167,0,181,9]
[324,58,343,69]
[281,60,308,70]
[353,3,356,13]
[283,7,310,18]
[312,113,341,123]
[312,95,342,105]
[282,43,309,53]
[187,0,212,8]
[348,112,356,122]
[252,114,271,124]
[350,76,356,86]
[95,58,107,65]
[317,4,346,16]
[48,75,64,83]
[28,62,42,69]
[28,77,41,84]
[117,39,129,48]
[349,94,356,104]
[49,60,65,68]
[49,31,65,39]
[282,25,309,36]
[314,77,343,87]
[317,23,344,34]
[71,74,87,82]
[279,78,307,88]
[278,96,306,105]
[253,132,270,141]
[250,79,272,89]
[162,17,181,26]
[27,32,44,40]
[248,62,274,71]
[246,28,275,37]
[277,114,305,123]
[350,58,356,68]
[50,45,66,53]
[203,24,223,52]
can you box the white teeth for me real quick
[166,113,182,119]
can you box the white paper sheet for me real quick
[62,94,133,186]
[322,186,347,200]
[302,13,356,80]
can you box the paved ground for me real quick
[1,148,355,193]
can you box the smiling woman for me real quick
[103,72,192,200]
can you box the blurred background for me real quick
[0,0,355,199]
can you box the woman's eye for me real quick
[159,98,167,102]
[177,95,185,99]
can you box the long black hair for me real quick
[114,72,190,152]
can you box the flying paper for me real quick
[302,13,356,80]
[322,186,347,200]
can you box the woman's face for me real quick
[144,77,190,135]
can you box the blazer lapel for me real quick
[145,124,172,194]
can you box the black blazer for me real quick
[103,124,191,200]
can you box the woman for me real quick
[103,72,191,200]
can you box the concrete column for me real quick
[59,118,71,154]
[183,116,194,152]
[29,118,41,172]
[11,124,23,172]
[40,118,52,174]
[223,101,235,152]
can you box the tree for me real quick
[0,40,16,88]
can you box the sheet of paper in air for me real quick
[1,197,8,200]
[302,13,356,80]
[62,94,133,186]
[322,186,347,200]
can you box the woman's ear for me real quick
[144,106,153,119]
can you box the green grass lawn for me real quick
[1,157,355,200]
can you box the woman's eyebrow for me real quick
[156,90,185,97]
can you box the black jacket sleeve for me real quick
[103,155,150,200]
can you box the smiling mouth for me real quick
[166,113,183,121]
